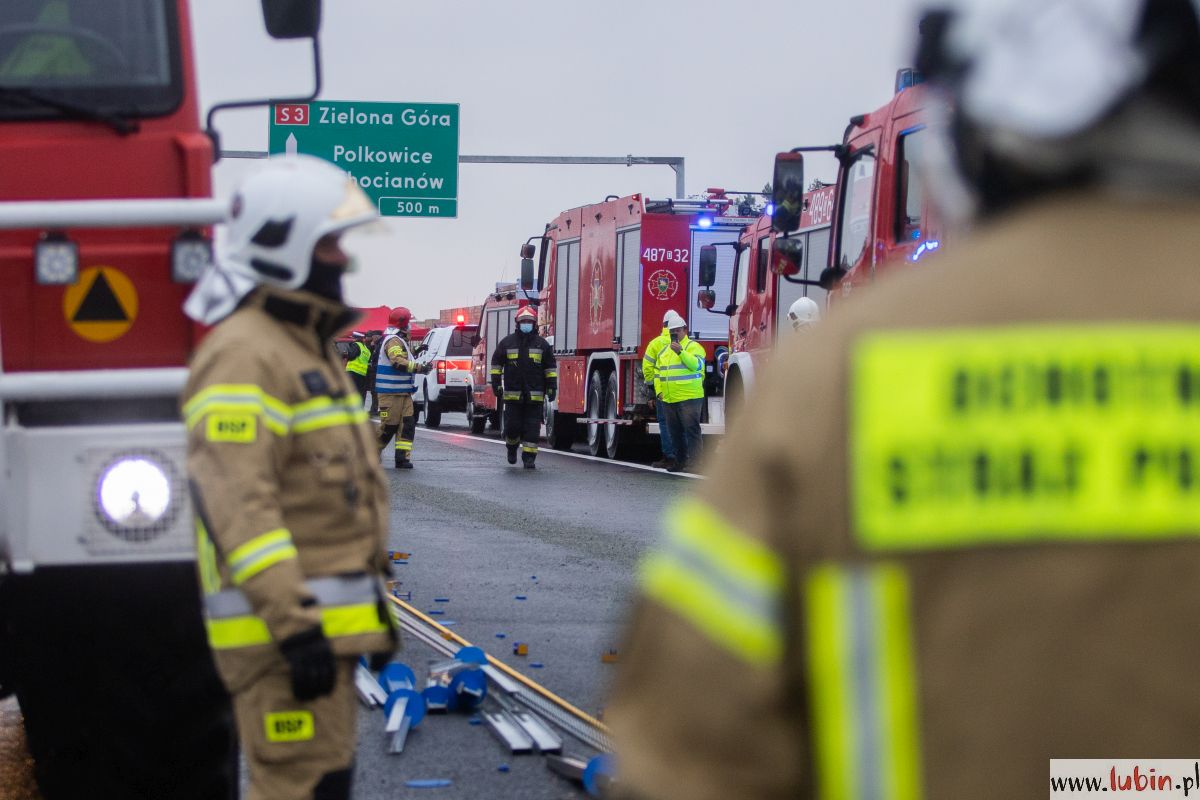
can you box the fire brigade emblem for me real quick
[588,259,604,333]
[647,269,679,300]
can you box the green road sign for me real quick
[269,101,459,218]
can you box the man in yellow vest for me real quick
[609,2,1200,797]
[344,332,372,401]
[643,310,681,469]
[653,314,705,473]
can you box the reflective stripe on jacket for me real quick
[375,333,417,395]
[491,330,557,403]
[654,336,706,402]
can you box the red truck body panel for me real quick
[0,0,211,373]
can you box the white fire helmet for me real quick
[919,0,1200,219]
[663,310,687,330]
[787,297,820,332]
[185,155,378,323]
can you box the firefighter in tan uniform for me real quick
[609,3,1200,798]
[182,155,397,800]
[374,306,428,469]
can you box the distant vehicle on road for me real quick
[415,322,478,428]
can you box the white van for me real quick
[415,324,479,427]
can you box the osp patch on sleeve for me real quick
[852,325,1200,551]
[205,412,258,443]
[264,710,314,742]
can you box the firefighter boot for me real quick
[506,445,518,465]
[395,449,414,470]
[522,449,537,470]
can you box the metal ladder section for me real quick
[387,595,614,753]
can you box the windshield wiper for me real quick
[0,85,138,135]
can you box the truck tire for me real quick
[603,376,622,460]
[423,387,442,429]
[545,399,575,451]
[8,564,237,800]
[586,370,608,458]
[466,392,486,434]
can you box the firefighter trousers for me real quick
[503,401,543,463]
[376,394,415,465]
[232,658,357,800]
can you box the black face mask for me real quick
[301,256,345,302]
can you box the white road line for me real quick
[421,427,705,479]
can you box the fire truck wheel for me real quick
[724,370,745,429]
[603,377,621,460]
[423,388,442,428]
[466,393,486,434]
[586,371,608,458]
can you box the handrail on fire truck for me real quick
[0,369,189,401]
[0,198,229,231]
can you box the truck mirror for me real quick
[724,303,738,317]
[519,243,536,259]
[698,245,718,287]
[261,0,322,39]
[772,237,802,277]
[697,289,716,310]
[819,265,847,291]
[520,258,535,291]
[772,152,805,234]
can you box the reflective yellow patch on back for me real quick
[206,412,257,443]
[853,326,1200,550]
[264,711,314,742]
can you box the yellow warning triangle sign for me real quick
[63,267,138,343]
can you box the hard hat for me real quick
[919,0,1200,219]
[224,154,376,288]
[185,155,378,323]
[663,310,687,330]
[787,297,820,331]
[515,306,538,323]
[389,307,412,329]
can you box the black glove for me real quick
[546,387,556,402]
[491,381,502,396]
[279,627,337,701]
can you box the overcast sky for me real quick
[191,0,931,318]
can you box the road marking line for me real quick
[421,427,704,479]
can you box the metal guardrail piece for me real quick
[483,710,535,754]
[0,198,228,230]
[0,368,189,401]
[388,595,614,753]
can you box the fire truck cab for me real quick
[774,74,947,299]
[720,185,834,415]
[0,1,320,794]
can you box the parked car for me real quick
[415,323,479,428]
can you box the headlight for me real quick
[172,231,213,283]
[93,451,179,542]
[35,233,80,285]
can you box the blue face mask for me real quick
[519,323,534,334]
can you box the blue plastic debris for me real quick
[498,763,510,773]
[495,633,507,639]
[434,597,450,603]
[427,609,444,615]
[514,595,527,601]
[468,716,483,726]
[531,576,537,581]
[529,662,544,669]
[405,779,452,789]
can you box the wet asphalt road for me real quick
[0,413,694,799]
[351,413,693,799]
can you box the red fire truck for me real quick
[719,185,835,413]
[505,193,751,458]
[0,2,320,794]
[773,72,947,298]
